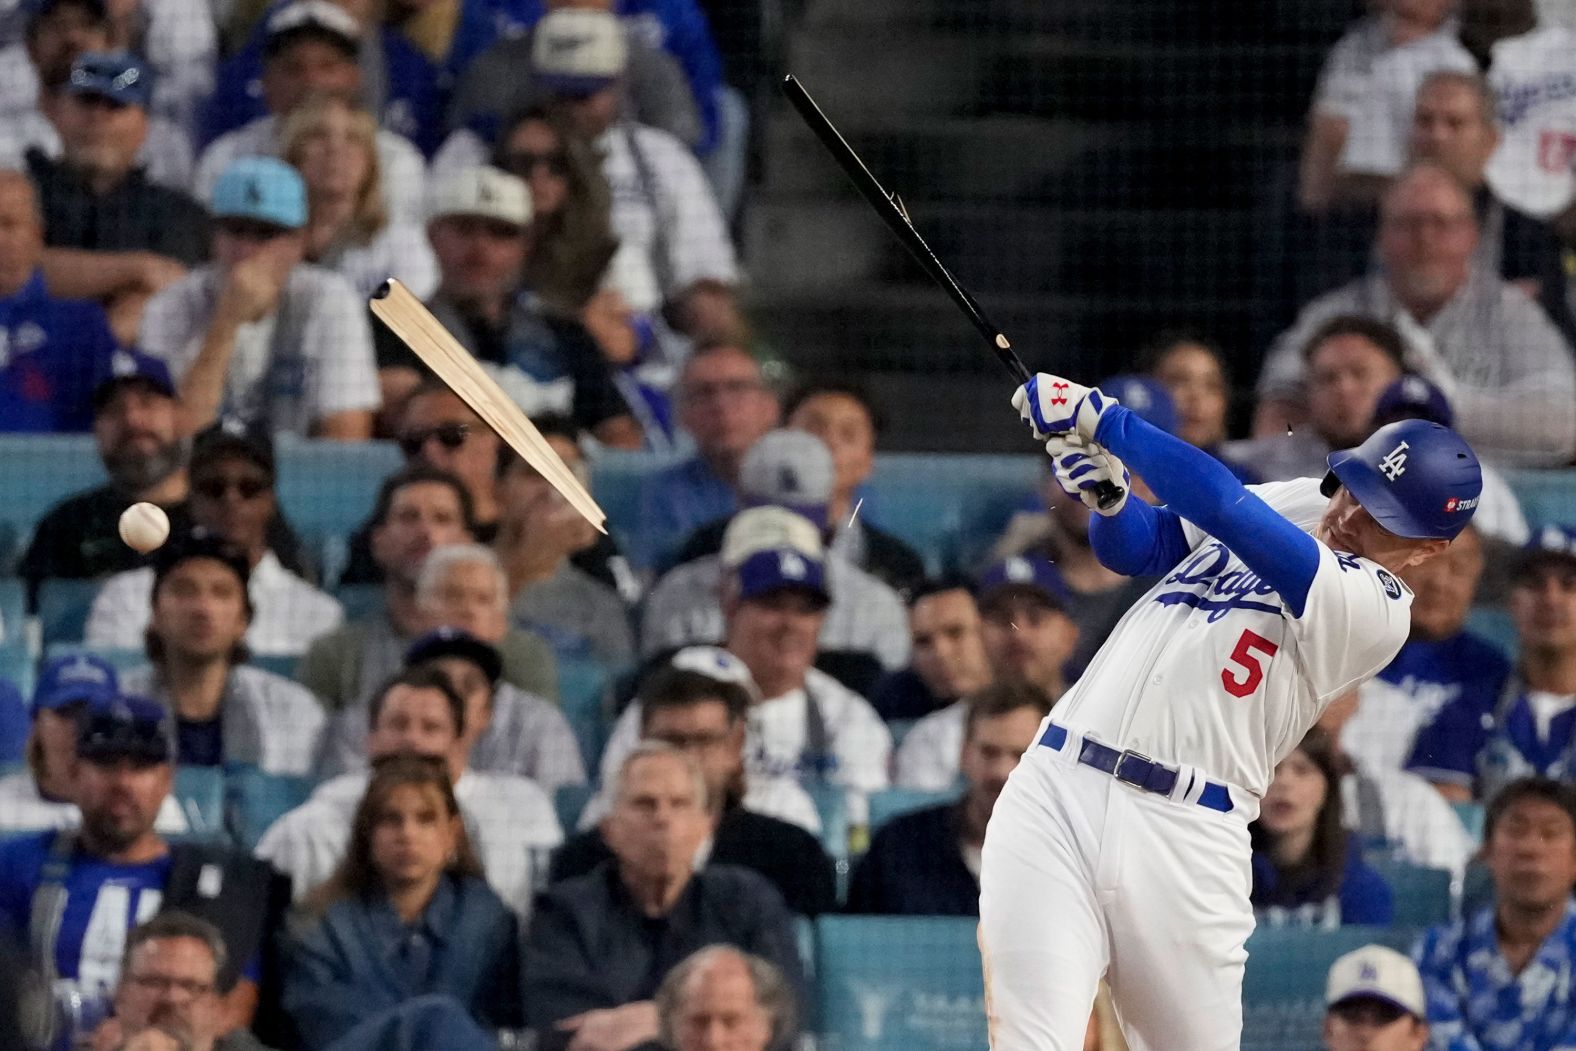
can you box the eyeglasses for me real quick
[399,423,471,458]
[127,974,214,999]
[652,729,733,752]
[499,149,570,178]
[194,475,270,500]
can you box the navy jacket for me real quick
[846,804,980,917]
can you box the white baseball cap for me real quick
[532,9,628,96]
[265,0,361,52]
[1325,945,1426,1018]
[425,166,532,227]
[720,506,822,569]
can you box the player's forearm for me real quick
[1094,406,1320,610]
[1088,498,1187,577]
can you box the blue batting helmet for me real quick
[1321,419,1481,540]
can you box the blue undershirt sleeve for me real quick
[1091,406,1323,616]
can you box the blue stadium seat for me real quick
[37,579,104,649]
[0,682,28,764]
[1242,925,1418,1051]
[0,644,34,707]
[272,439,402,537]
[1464,607,1517,662]
[553,783,595,834]
[0,436,106,554]
[1502,470,1576,531]
[225,764,313,851]
[333,584,385,621]
[804,782,850,864]
[867,787,960,835]
[44,644,144,675]
[171,765,227,840]
[251,654,298,679]
[556,657,613,771]
[1369,860,1452,928]
[1452,801,1484,844]
[814,915,984,1051]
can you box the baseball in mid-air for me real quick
[118,502,170,554]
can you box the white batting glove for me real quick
[1046,435,1130,516]
[1011,373,1116,444]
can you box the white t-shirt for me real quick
[194,116,427,223]
[317,220,439,302]
[0,109,196,192]
[1340,766,1477,878]
[1485,25,1576,218]
[84,550,344,657]
[0,772,188,834]
[139,264,381,435]
[893,701,965,792]
[1043,479,1413,805]
[255,767,561,916]
[1337,21,1475,175]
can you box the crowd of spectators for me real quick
[0,0,1571,1048]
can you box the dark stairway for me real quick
[743,0,1364,451]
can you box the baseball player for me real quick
[978,372,1481,1050]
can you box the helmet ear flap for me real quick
[1319,471,1341,499]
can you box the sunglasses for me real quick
[194,475,270,500]
[399,423,471,457]
[499,149,570,178]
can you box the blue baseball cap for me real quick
[1516,525,1576,580]
[66,51,152,108]
[211,156,306,230]
[91,348,175,410]
[1373,375,1454,429]
[1100,374,1178,435]
[734,547,830,607]
[33,654,119,712]
[406,626,503,685]
[76,694,176,764]
[976,555,1071,612]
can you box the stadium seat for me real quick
[1369,860,1452,928]
[553,783,595,834]
[556,656,613,770]
[1502,470,1576,531]
[1464,607,1517,662]
[0,579,25,650]
[1241,925,1418,1051]
[0,686,27,764]
[332,584,384,621]
[0,644,34,705]
[1452,801,1484,844]
[37,579,102,649]
[0,436,106,550]
[251,654,298,679]
[44,644,144,675]
[804,782,850,864]
[225,764,313,851]
[272,438,402,537]
[171,765,226,840]
[868,787,960,834]
[814,915,985,1051]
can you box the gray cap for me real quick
[738,430,834,525]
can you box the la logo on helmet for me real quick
[1379,441,1410,481]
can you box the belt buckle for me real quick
[1113,750,1155,788]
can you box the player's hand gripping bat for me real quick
[780,74,1124,511]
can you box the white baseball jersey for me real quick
[1047,479,1414,803]
[1485,25,1576,218]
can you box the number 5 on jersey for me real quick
[1222,629,1279,698]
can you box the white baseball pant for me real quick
[978,730,1255,1051]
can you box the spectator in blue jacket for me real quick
[1407,526,1576,801]
[847,682,1051,916]
[283,753,523,1051]
[1250,726,1394,929]
[1414,777,1576,1051]
[0,169,123,432]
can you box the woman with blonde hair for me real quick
[283,753,522,1050]
[280,93,438,300]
